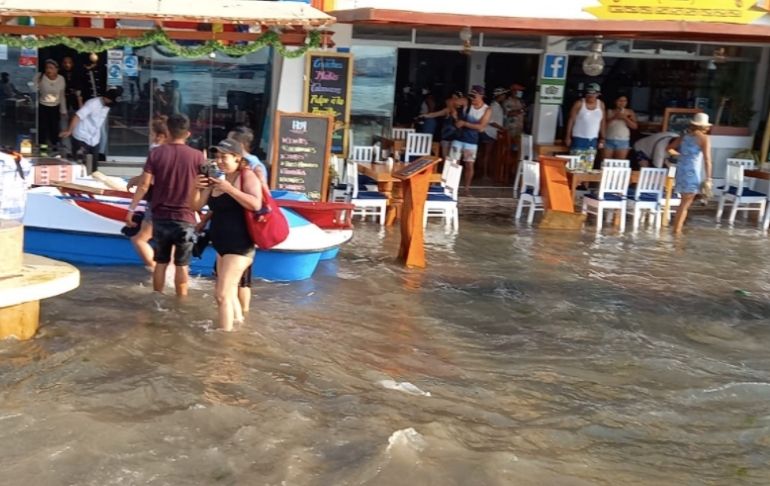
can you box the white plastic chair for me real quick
[424,161,462,229]
[582,166,631,233]
[404,133,433,162]
[557,154,582,171]
[349,146,376,163]
[514,160,544,224]
[330,155,349,202]
[602,158,630,168]
[627,167,667,231]
[520,133,533,161]
[430,158,455,193]
[347,161,388,225]
[715,157,756,197]
[661,165,681,224]
[716,160,766,227]
[512,134,535,199]
[391,128,415,140]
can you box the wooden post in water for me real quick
[393,157,441,268]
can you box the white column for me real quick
[467,51,489,92]
[533,36,568,145]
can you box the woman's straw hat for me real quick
[690,112,712,127]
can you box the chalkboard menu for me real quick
[304,52,352,155]
[270,112,333,202]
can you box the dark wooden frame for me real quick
[303,51,353,157]
[270,111,334,202]
[662,108,702,133]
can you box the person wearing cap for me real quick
[450,85,491,195]
[666,113,713,234]
[565,83,606,166]
[34,59,67,151]
[503,83,527,141]
[125,113,205,297]
[190,137,263,331]
[60,86,123,171]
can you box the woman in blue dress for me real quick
[666,113,713,234]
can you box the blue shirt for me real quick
[244,153,268,179]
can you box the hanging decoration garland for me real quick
[0,29,322,58]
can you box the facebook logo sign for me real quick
[542,54,567,79]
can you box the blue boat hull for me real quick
[24,228,323,282]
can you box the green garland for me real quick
[0,29,321,58]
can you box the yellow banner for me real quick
[584,0,766,23]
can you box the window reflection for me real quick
[350,46,397,145]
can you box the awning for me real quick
[333,8,770,43]
[0,0,335,27]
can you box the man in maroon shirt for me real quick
[126,114,204,296]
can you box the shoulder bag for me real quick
[240,169,289,249]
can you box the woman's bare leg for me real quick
[215,254,253,331]
[672,193,696,234]
[131,221,155,269]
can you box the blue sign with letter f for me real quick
[543,54,567,79]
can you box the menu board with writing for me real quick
[270,112,333,202]
[392,157,441,181]
[304,51,352,155]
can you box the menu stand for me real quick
[538,155,586,230]
[392,156,441,268]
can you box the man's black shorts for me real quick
[152,219,195,266]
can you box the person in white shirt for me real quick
[34,59,67,151]
[60,86,122,172]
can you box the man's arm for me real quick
[125,171,153,227]
[59,115,80,138]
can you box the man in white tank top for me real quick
[565,83,606,167]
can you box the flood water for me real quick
[3,214,770,485]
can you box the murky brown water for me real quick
[2,214,770,485]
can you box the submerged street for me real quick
[2,214,770,485]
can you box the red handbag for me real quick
[240,170,289,249]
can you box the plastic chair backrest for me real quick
[727,161,746,197]
[520,134,534,160]
[599,166,631,199]
[346,160,360,198]
[521,160,541,197]
[602,158,630,168]
[556,155,581,170]
[726,158,755,170]
[443,162,463,200]
[350,146,374,163]
[405,133,433,159]
[391,128,415,140]
[634,167,667,199]
[440,158,454,184]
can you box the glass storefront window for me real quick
[350,46,397,145]
[567,38,631,54]
[481,33,542,50]
[0,47,38,149]
[107,46,272,158]
[352,25,413,42]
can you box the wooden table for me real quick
[358,161,442,225]
[745,169,770,180]
[535,142,569,157]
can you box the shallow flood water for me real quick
[3,214,770,485]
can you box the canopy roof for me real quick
[0,0,335,27]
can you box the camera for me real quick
[200,162,218,180]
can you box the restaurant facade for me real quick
[312,0,770,178]
[0,0,333,163]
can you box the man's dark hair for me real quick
[228,127,254,153]
[167,114,190,139]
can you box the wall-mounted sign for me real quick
[585,0,765,24]
[304,51,352,155]
[107,49,123,86]
[539,54,568,105]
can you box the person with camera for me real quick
[189,138,262,332]
[125,114,204,297]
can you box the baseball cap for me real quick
[585,83,601,94]
[209,138,245,157]
[492,87,509,97]
[469,85,485,97]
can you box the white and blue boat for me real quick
[23,183,353,282]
